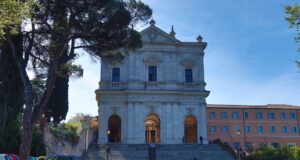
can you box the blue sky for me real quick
[67,0,300,120]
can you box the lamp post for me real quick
[236,129,241,160]
[106,129,111,143]
[106,129,111,160]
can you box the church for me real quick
[96,20,210,145]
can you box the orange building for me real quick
[206,104,300,152]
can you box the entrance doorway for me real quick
[108,114,121,143]
[145,113,160,143]
[184,115,197,143]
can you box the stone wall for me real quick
[43,124,94,157]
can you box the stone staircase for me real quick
[87,144,235,160]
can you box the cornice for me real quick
[95,89,210,97]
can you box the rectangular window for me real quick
[281,126,288,134]
[291,126,298,134]
[246,142,254,150]
[148,66,157,82]
[210,125,216,133]
[280,113,286,120]
[271,142,280,149]
[221,112,227,119]
[232,112,239,119]
[269,126,276,133]
[257,126,264,133]
[209,112,216,119]
[233,125,239,132]
[112,68,120,82]
[185,69,193,83]
[222,125,228,134]
[268,113,275,120]
[245,125,252,133]
[290,113,296,120]
[256,112,263,119]
[244,112,249,119]
[234,142,241,150]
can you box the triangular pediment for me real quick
[140,25,181,43]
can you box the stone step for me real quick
[87,144,235,160]
[89,144,221,151]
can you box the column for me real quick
[98,103,108,144]
[134,102,144,143]
[199,101,208,144]
[165,103,172,143]
[127,102,135,143]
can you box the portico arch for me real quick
[145,113,160,143]
[184,115,197,143]
[108,114,121,143]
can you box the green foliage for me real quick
[0,34,23,154]
[30,126,46,157]
[0,119,22,153]
[0,0,34,39]
[285,4,300,67]
[49,122,82,145]
[45,76,69,124]
[68,113,91,123]
[244,146,300,160]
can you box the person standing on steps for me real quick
[200,136,203,145]
[106,145,111,160]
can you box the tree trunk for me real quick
[6,34,34,160]
[18,70,35,160]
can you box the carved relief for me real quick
[143,55,162,64]
[110,106,120,114]
[181,59,196,68]
[148,30,158,42]
[186,107,195,114]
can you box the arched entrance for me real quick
[108,114,121,143]
[184,115,197,143]
[145,113,160,143]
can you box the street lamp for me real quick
[106,129,111,143]
[236,129,241,136]
[236,129,241,160]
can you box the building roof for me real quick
[207,104,300,110]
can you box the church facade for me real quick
[96,20,210,144]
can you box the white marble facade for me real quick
[96,20,210,144]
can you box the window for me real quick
[233,125,239,132]
[268,113,275,120]
[222,125,228,134]
[269,126,276,133]
[245,125,252,133]
[234,142,241,150]
[185,69,193,83]
[232,112,239,119]
[148,66,157,82]
[259,143,267,149]
[112,68,120,82]
[290,113,296,120]
[271,142,280,149]
[256,112,263,119]
[291,126,298,134]
[210,125,216,133]
[244,112,249,119]
[281,126,288,134]
[246,142,254,151]
[209,112,216,119]
[280,113,286,120]
[221,112,227,119]
[257,126,264,133]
